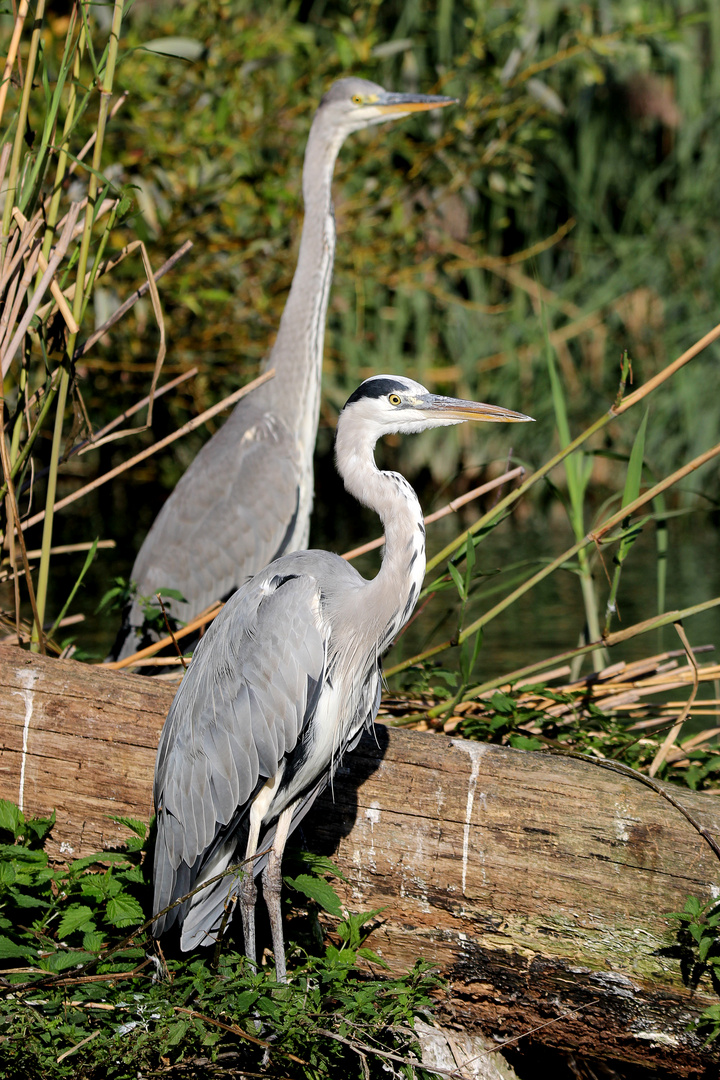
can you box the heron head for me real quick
[340,374,534,438]
[318,77,456,136]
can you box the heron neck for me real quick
[262,119,345,420]
[335,420,427,644]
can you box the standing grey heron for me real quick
[110,79,455,661]
[152,374,532,979]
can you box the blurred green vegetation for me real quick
[83,0,720,490]
[2,0,720,667]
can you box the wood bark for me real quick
[0,643,718,1077]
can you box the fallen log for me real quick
[0,643,718,1078]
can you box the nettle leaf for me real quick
[0,862,16,887]
[290,851,347,883]
[39,950,92,973]
[105,894,145,927]
[0,800,23,838]
[358,947,389,968]
[0,935,36,960]
[58,904,96,939]
[285,873,342,917]
[8,887,51,910]
[232,989,259,1014]
[508,734,546,751]
[165,1020,189,1046]
[490,691,514,715]
[83,929,106,953]
[110,816,148,840]
[25,811,55,845]
[699,935,715,963]
[81,873,122,901]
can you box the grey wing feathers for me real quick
[112,401,303,661]
[152,568,326,937]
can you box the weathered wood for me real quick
[0,644,718,1077]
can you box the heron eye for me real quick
[351,94,364,105]
[388,394,402,406]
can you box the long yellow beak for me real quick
[418,394,534,424]
[376,92,457,115]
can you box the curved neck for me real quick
[335,417,427,647]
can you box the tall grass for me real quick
[0,1,189,651]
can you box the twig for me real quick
[73,239,193,361]
[156,592,188,670]
[103,601,223,670]
[74,366,197,455]
[480,998,600,1055]
[56,1030,100,1063]
[173,1006,308,1062]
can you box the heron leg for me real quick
[240,771,284,967]
[239,807,263,967]
[261,802,297,984]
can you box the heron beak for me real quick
[376,92,457,116]
[419,395,534,424]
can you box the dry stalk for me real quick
[649,622,700,777]
[0,1,30,127]
[1,202,82,376]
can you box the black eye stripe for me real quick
[343,378,409,408]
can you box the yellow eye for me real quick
[389,394,401,406]
[351,94,364,105]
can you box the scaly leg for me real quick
[241,771,284,966]
[261,802,296,983]
[239,805,263,967]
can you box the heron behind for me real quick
[110,79,455,661]
[152,374,532,981]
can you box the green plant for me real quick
[0,799,442,1078]
[670,895,720,1044]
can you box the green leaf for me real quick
[110,816,148,840]
[0,800,22,838]
[0,862,16,887]
[508,734,546,751]
[105,894,145,928]
[285,874,342,917]
[47,539,99,640]
[25,811,55,845]
[58,905,96,939]
[617,409,648,565]
[0,936,36,960]
[447,561,465,600]
[165,1019,189,1046]
[357,947,390,968]
[490,691,514,715]
[82,930,105,953]
[699,935,715,962]
[39,950,92,972]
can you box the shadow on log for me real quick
[0,644,718,1078]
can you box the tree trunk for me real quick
[0,644,718,1077]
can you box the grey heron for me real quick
[152,374,532,980]
[110,79,455,661]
